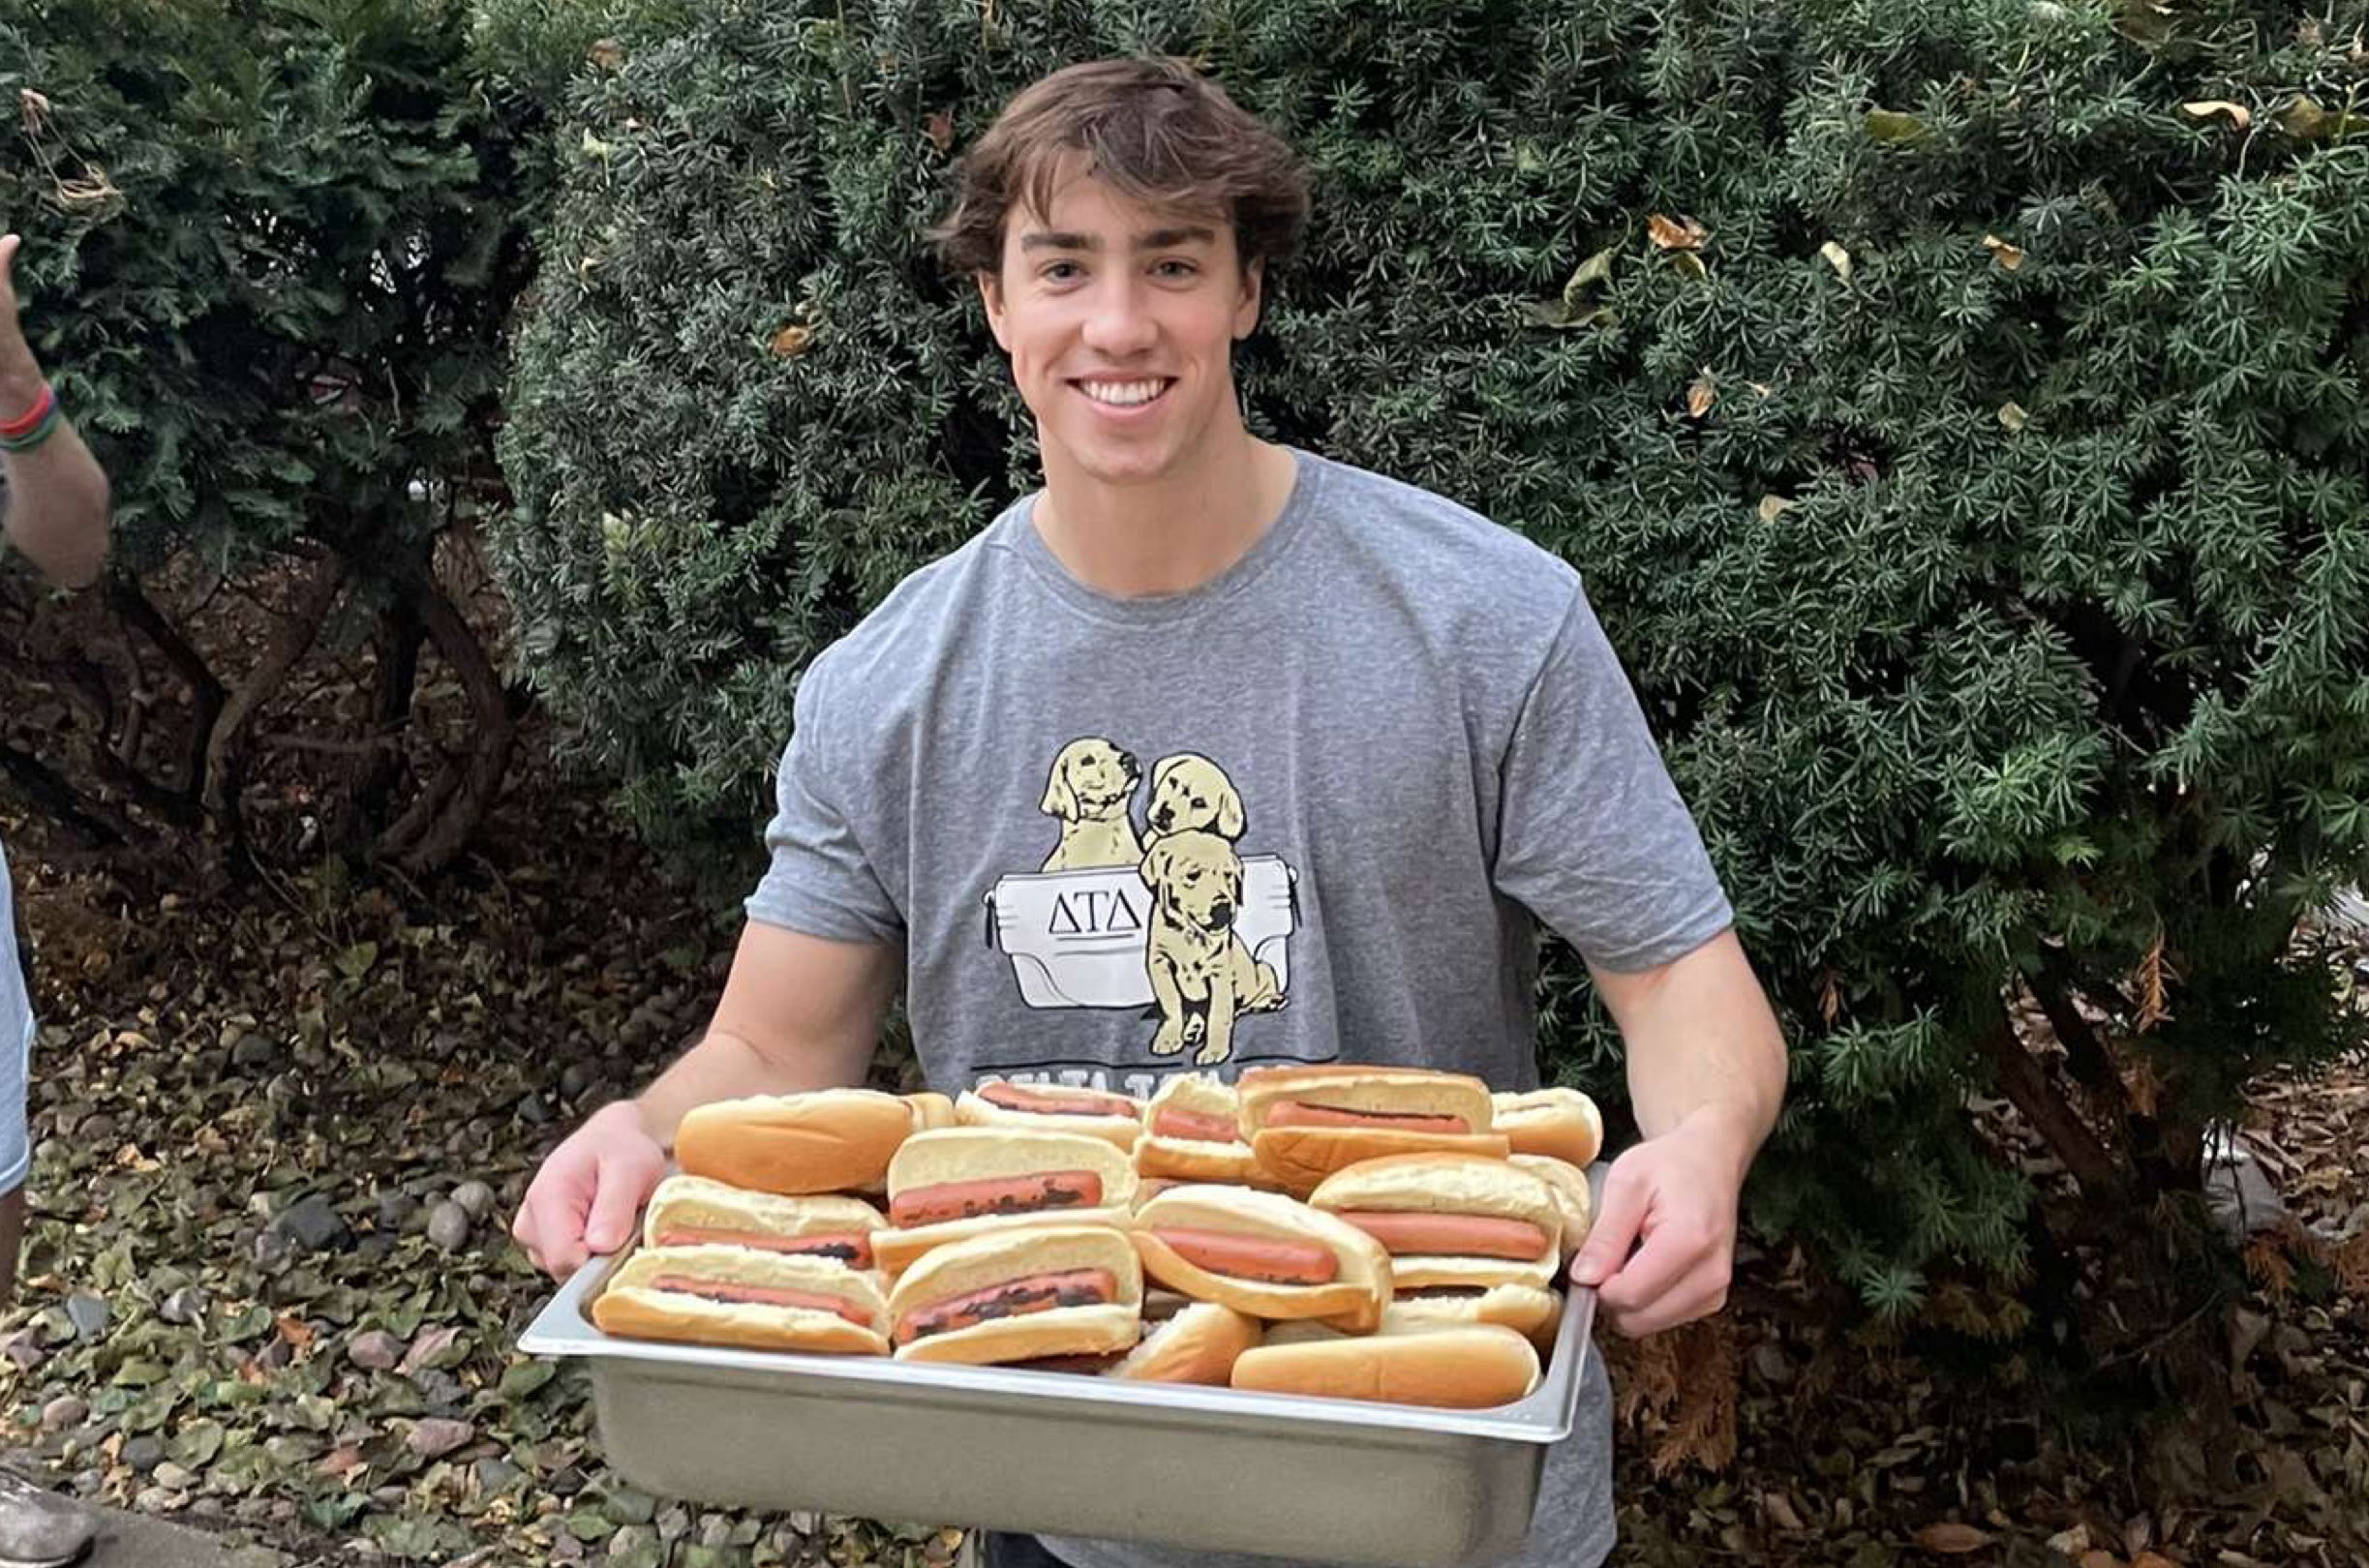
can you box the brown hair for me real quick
[930,57,1310,283]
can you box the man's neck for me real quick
[1032,432,1298,598]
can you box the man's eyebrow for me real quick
[1016,226,1219,253]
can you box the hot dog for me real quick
[1133,1074,1267,1186]
[1310,1154,1564,1290]
[873,1128,1138,1275]
[641,1175,886,1269]
[1235,1066,1507,1193]
[1132,1184,1392,1330]
[956,1080,1144,1152]
[888,1223,1143,1366]
[592,1244,892,1355]
[674,1088,917,1196]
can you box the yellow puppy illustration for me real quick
[1039,738,1144,871]
[1142,753,1247,846]
[1140,829,1285,1065]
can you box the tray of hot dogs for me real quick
[519,1066,1606,1567]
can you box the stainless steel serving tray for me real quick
[522,1252,1595,1566]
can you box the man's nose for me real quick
[1081,278,1157,356]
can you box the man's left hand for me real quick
[1565,1104,1750,1337]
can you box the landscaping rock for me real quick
[427,1200,473,1251]
[271,1194,349,1251]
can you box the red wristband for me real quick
[0,383,53,438]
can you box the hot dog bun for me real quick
[874,1129,1138,1274]
[641,1176,885,1267]
[1367,1285,1562,1343]
[592,1244,891,1354]
[1237,1066,1504,1193]
[1230,1323,1541,1409]
[1132,1185,1392,1330]
[889,1223,1142,1365]
[1491,1088,1603,1167]
[1134,1074,1264,1185]
[1508,1154,1595,1257]
[903,1092,958,1131]
[1106,1300,1260,1384]
[675,1089,913,1196]
[956,1081,1143,1151]
[1310,1153,1563,1290]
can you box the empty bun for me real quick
[1230,1324,1541,1409]
[1508,1155,1595,1257]
[889,1224,1142,1366]
[592,1244,891,1354]
[1362,1285,1562,1343]
[955,1084,1143,1151]
[642,1176,884,1256]
[1492,1088,1603,1166]
[1132,1185,1391,1329]
[1107,1301,1260,1384]
[675,1089,913,1196]
[903,1092,958,1131]
[875,1129,1139,1274]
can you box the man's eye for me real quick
[1042,261,1082,282]
[1154,259,1198,279]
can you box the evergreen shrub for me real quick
[492,0,2369,1335]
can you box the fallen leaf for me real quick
[272,1314,314,1350]
[1647,214,1707,251]
[1758,495,1795,525]
[1914,1523,1993,1553]
[1998,402,2028,433]
[1982,233,2025,270]
[2181,100,2252,128]
[769,323,813,358]
[1686,374,1716,418]
[2079,1552,2120,1568]
[1819,240,1853,282]
[925,111,955,153]
[587,37,624,71]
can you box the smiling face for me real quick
[979,166,1264,490]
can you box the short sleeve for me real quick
[1494,586,1733,972]
[742,660,906,945]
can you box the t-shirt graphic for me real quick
[987,741,1296,1067]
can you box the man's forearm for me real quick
[0,412,110,588]
[1604,931,1788,1180]
[627,1027,872,1150]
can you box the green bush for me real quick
[491,0,2369,1341]
[1,0,540,870]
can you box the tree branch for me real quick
[109,578,225,803]
[1972,993,2130,1204]
[200,556,346,840]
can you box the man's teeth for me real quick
[1079,379,1168,407]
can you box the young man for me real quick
[0,228,109,1568]
[514,58,1786,1568]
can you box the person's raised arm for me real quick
[510,921,901,1279]
[0,234,109,589]
[1566,930,1786,1337]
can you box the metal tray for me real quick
[522,1252,1595,1566]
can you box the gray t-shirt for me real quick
[745,447,1733,1568]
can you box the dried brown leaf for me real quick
[1914,1521,1993,1553]
[1647,213,1707,251]
[1982,233,2025,271]
[1686,374,1716,418]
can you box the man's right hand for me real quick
[510,1100,667,1281]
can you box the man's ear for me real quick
[979,270,1011,352]
[1232,256,1265,341]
